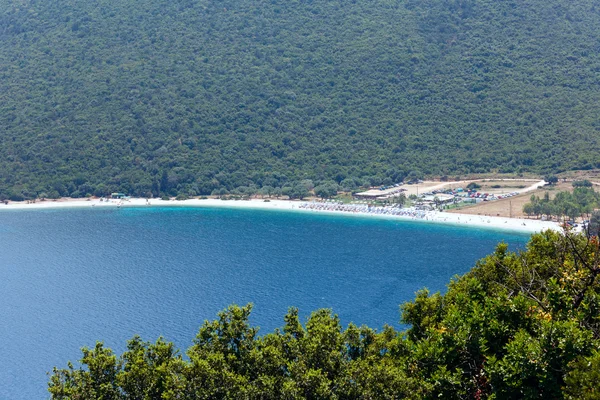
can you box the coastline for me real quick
[0,197,561,234]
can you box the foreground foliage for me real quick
[49,230,600,399]
[3,0,600,199]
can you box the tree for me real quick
[48,342,121,399]
[300,180,314,192]
[259,186,274,198]
[564,350,600,400]
[394,193,407,206]
[573,180,593,188]
[160,170,169,196]
[545,175,559,185]
[284,183,310,200]
[588,211,600,237]
[401,230,600,398]
[314,182,338,199]
[406,171,422,184]
[118,337,184,398]
[339,178,359,192]
[523,202,534,217]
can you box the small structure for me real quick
[422,193,455,204]
[355,186,407,200]
[111,192,127,199]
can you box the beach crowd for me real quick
[299,201,431,219]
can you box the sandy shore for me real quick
[0,197,561,234]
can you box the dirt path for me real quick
[418,179,545,195]
[520,180,546,194]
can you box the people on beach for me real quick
[298,201,430,219]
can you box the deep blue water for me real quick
[0,207,530,399]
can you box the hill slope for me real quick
[2,0,600,198]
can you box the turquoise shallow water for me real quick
[0,207,530,398]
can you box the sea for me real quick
[0,206,530,399]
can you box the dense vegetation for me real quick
[523,186,600,221]
[3,0,600,199]
[49,229,600,398]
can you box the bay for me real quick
[0,207,529,399]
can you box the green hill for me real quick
[2,0,600,199]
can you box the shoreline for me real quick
[0,197,561,234]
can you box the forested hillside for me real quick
[2,0,600,199]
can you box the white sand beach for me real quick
[0,197,561,234]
